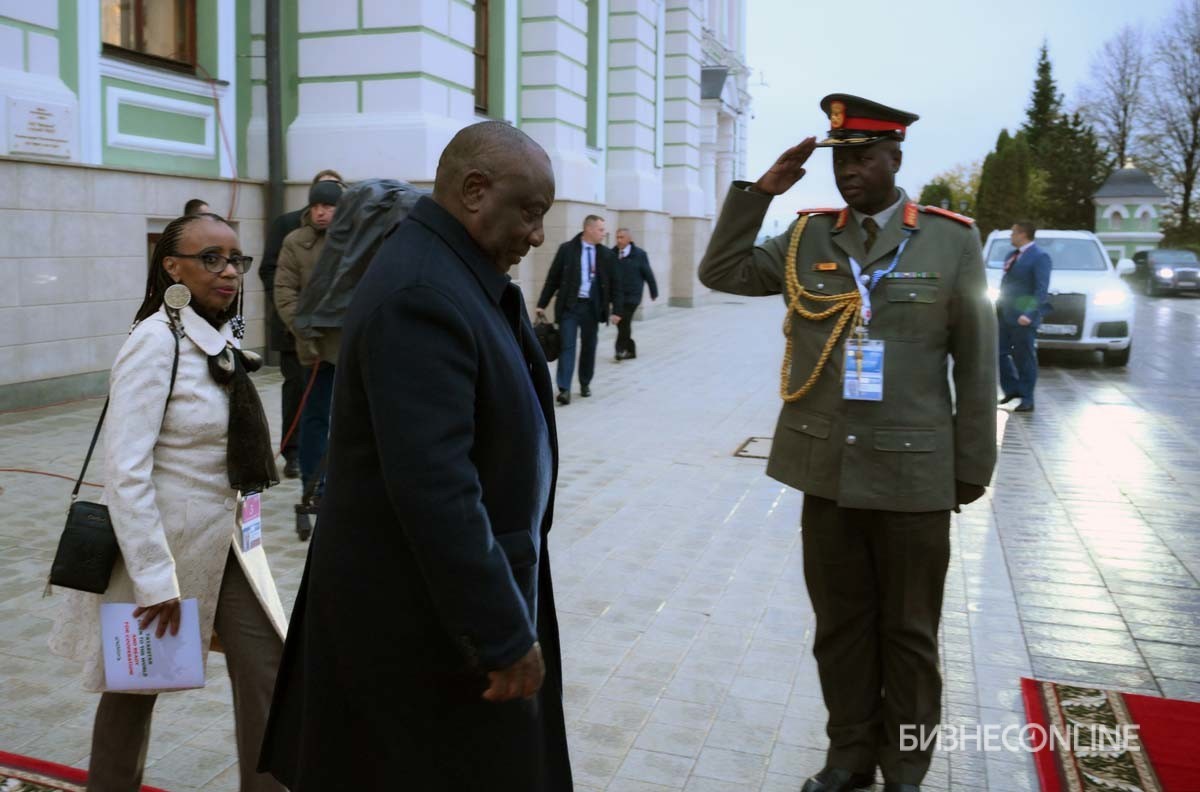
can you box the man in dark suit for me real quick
[258,168,344,477]
[536,215,622,404]
[997,220,1052,412]
[612,228,658,360]
[259,122,572,791]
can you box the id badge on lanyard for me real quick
[238,491,262,553]
[844,234,911,402]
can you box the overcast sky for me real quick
[745,0,1181,237]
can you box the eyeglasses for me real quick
[173,252,254,274]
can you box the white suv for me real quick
[982,229,1135,366]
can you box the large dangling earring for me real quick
[163,282,191,337]
[230,283,246,340]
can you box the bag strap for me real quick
[72,326,181,501]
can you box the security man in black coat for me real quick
[259,123,572,791]
[536,215,622,404]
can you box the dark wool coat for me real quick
[259,197,572,791]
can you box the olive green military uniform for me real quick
[698,183,997,785]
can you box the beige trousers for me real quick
[86,551,284,792]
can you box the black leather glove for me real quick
[954,481,986,513]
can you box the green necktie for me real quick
[862,217,879,256]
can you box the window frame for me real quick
[102,0,198,76]
[474,0,490,115]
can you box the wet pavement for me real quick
[0,288,1197,791]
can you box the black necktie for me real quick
[862,217,879,255]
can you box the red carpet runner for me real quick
[0,750,169,792]
[1022,677,1200,791]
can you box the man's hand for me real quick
[1017,315,1032,327]
[753,137,818,196]
[482,642,544,703]
[133,598,181,639]
[955,481,986,509]
[535,307,546,321]
[611,314,622,325]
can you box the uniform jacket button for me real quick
[904,442,912,448]
[224,497,235,510]
[846,435,857,445]
[909,292,917,298]
[817,282,825,289]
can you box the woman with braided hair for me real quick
[49,213,288,791]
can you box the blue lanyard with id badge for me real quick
[237,491,263,553]
[844,233,912,402]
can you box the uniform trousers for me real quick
[997,320,1038,405]
[86,551,284,792]
[800,494,950,786]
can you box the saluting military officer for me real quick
[699,95,998,792]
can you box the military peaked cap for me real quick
[816,94,919,148]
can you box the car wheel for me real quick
[1104,345,1131,367]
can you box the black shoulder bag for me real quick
[47,329,180,594]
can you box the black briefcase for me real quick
[534,318,561,362]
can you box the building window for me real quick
[1110,211,1122,231]
[474,0,489,114]
[102,0,196,72]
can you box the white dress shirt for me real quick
[579,242,596,298]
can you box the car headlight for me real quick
[986,287,999,303]
[1157,267,1175,279]
[1093,288,1129,306]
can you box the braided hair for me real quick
[134,212,238,326]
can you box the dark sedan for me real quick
[1133,249,1200,295]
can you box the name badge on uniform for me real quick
[814,262,839,272]
[239,491,262,553]
[843,338,884,401]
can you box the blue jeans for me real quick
[556,300,598,393]
[299,362,335,492]
[998,321,1037,404]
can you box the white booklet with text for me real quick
[100,599,205,691]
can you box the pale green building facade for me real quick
[1093,165,1167,263]
[0,0,750,408]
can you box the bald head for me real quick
[433,121,556,273]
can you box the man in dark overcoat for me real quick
[259,122,572,791]
[612,227,658,360]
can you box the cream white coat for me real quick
[49,306,287,693]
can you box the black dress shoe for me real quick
[800,767,876,792]
[882,784,920,792]
[283,458,300,479]
[556,390,570,405]
[580,384,591,397]
[1014,402,1035,412]
[998,395,1018,405]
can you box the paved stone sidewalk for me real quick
[2,292,1196,790]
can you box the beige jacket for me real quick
[273,213,340,367]
[49,306,288,693]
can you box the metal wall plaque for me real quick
[7,98,75,160]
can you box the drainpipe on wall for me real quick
[264,0,284,366]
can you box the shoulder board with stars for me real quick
[795,207,849,230]
[919,205,976,226]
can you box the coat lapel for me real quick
[865,208,909,268]
[832,222,867,266]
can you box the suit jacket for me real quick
[259,208,304,351]
[260,197,572,791]
[614,243,659,306]
[699,184,997,513]
[998,242,1052,325]
[537,232,621,323]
